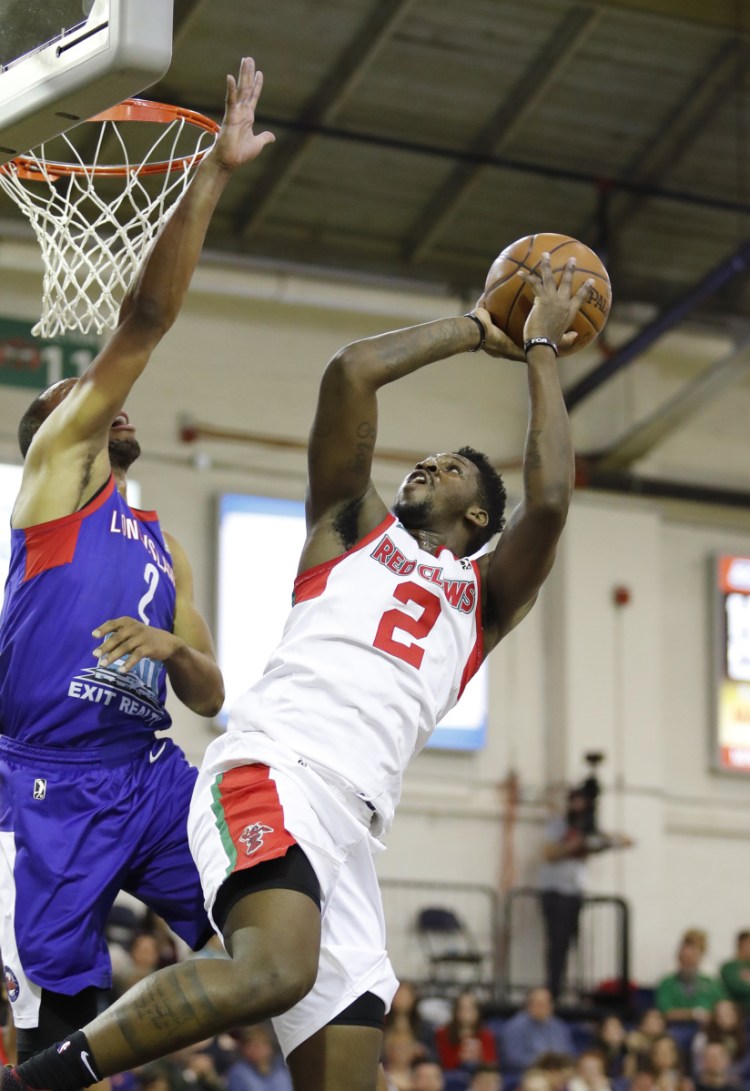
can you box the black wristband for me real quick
[464,313,485,353]
[524,336,558,357]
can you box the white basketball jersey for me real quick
[229,514,483,833]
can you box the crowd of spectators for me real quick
[4,914,750,1091]
[374,958,750,1091]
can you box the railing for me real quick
[499,887,631,1011]
[380,878,499,998]
[379,880,630,1010]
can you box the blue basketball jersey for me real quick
[0,476,176,747]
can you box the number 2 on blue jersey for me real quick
[138,563,160,624]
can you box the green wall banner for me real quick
[0,317,100,390]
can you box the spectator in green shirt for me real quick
[720,930,750,1013]
[655,928,727,1023]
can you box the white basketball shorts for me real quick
[188,730,398,1058]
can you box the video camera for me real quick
[567,751,604,836]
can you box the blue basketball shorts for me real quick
[0,734,211,1028]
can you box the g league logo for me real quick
[4,965,19,1002]
[33,778,47,800]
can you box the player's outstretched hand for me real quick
[470,306,527,361]
[519,253,593,354]
[213,56,275,171]
[92,617,182,673]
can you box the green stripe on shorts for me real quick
[210,772,237,878]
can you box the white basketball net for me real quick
[0,109,218,338]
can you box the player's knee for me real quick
[264,958,317,1012]
[224,956,315,1020]
[226,924,320,1008]
[264,938,318,1007]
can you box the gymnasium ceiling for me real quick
[157,0,750,320]
[3,0,750,503]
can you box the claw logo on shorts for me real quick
[238,823,274,855]
[4,966,19,1003]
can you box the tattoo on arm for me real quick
[346,420,376,476]
[377,318,466,380]
[525,428,542,471]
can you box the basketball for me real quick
[482,233,612,356]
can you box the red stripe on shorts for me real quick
[219,763,297,873]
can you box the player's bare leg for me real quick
[76,888,319,1074]
[286,1024,384,1091]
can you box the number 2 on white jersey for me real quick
[138,563,160,624]
[373,581,441,668]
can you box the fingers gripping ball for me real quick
[483,233,612,356]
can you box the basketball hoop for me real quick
[0,99,220,338]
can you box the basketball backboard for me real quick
[0,0,174,164]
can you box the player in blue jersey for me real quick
[0,58,274,1062]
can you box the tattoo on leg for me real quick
[114,962,222,1056]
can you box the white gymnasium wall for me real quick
[2,243,750,985]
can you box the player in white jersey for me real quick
[222,510,484,835]
[6,256,592,1091]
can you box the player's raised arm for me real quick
[480,255,592,651]
[303,315,523,565]
[32,58,275,459]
